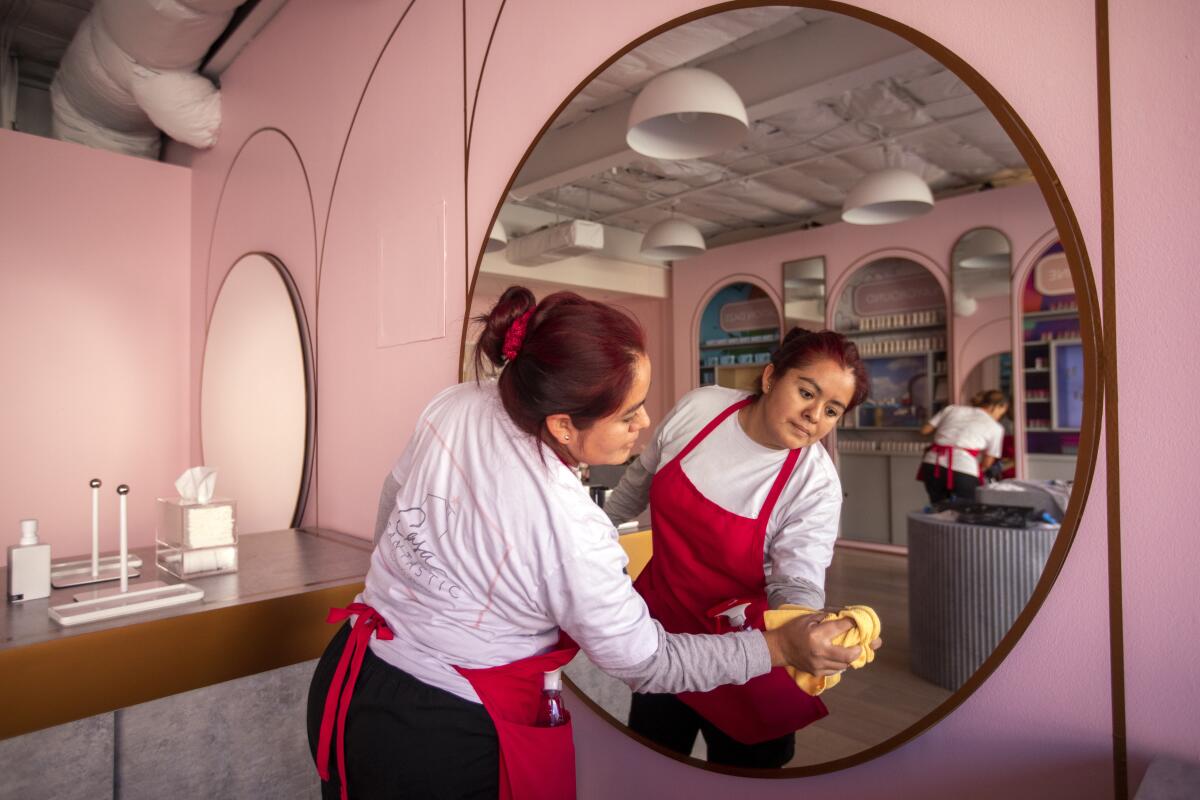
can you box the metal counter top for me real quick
[1,528,371,739]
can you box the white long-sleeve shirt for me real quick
[364,381,769,703]
[604,386,843,610]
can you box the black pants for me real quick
[918,462,981,505]
[307,623,500,799]
[627,691,795,769]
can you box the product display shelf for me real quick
[1021,304,1081,457]
[846,322,945,336]
[1022,307,1079,319]
[701,336,777,348]
[714,363,766,392]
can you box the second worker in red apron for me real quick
[917,389,1008,505]
[606,328,876,769]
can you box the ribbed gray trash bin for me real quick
[907,512,1058,691]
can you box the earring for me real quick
[563,434,571,442]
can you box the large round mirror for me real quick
[464,4,1090,773]
[201,253,314,532]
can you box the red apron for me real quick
[919,443,982,489]
[633,398,828,745]
[315,603,580,800]
[455,635,580,800]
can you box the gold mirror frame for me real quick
[460,1,1101,778]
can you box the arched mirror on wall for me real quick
[201,253,314,532]
[464,3,1093,775]
[951,227,1014,476]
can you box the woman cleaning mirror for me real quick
[465,2,1085,772]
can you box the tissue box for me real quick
[157,542,238,579]
[156,497,237,550]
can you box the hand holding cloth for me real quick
[763,605,881,695]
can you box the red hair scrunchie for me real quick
[502,309,534,362]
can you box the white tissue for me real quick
[175,466,217,505]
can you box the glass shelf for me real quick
[701,335,778,348]
[846,323,946,336]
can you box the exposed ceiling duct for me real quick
[505,220,605,267]
[49,0,244,159]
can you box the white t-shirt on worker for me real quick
[603,385,843,604]
[361,381,660,703]
[921,404,1004,475]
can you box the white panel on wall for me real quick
[377,199,447,347]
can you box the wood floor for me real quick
[785,545,952,767]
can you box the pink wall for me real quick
[1111,0,1200,778]
[151,0,1190,797]
[0,129,191,567]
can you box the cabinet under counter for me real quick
[0,527,371,740]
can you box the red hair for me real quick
[473,286,647,440]
[756,327,869,411]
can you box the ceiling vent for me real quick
[505,220,605,267]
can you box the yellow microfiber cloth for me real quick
[762,604,881,696]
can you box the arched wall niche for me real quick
[461,0,1102,780]
[201,127,319,526]
[688,273,784,390]
[957,319,1011,398]
[1009,227,1067,479]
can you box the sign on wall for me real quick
[720,297,779,333]
[1034,253,1073,296]
[853,274,943,316]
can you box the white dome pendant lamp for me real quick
[627,68,749,160]
[641,216,706,261]
[485,220,508,252]
[841,143,934,225]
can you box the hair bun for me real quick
[781,326,813,347]
[474,286,537,370]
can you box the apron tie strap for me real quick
[315,603,393,800]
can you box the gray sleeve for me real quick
[374,472,401,546]
[600,620,772,694]
[760,484,840,612]
[766,576,825,610]
[602,455,655,526]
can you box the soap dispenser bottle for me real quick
[7,519,51,603]
[535,668,569,727]
[713,601,753,633]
